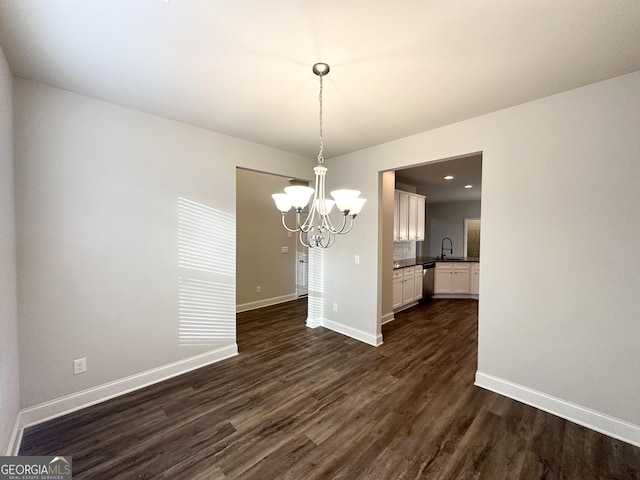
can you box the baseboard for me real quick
[6,413,22,456]
[475,372,640,448]
[12,344,238,454]
[321,318,383,347]
[306,316,323,328]
[393,300,418,313]
[381,312,395,325]
[432,294,478,300]
[236,294,298,313]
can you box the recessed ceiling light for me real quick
[444,175,454,180]
[464,184,473,189]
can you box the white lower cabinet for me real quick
[435,262,477,295]
[393,265,422,311]
[392,270,403,310]
[452,263,471,294]
[401,266,415,305]
[471,263,480,295]
[395,261,479,309]
[434,263,453,294]
[414,265,423,301]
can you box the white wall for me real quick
[309,156,381,344]
[0,45,20,454]
[323,70,640,442]
[13,78,313,410]
[427,200,481,257]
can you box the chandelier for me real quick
[271,63,366,248]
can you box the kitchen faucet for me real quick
[441,237,453,258]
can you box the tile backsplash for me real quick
[393,242,416,261]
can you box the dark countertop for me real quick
[393,256,480,269]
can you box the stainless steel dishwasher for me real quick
[422,262,435,299]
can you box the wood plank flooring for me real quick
[19,299,640,479]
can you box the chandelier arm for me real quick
[315,169,339,234]
[298,230,311,248]
[298,210,308,231]
[310,233,320,248]
[299,211,312,232]
[321,215,339,234]
[301,206,315,233]
[330,214,349,234]
[337,216,355,235]
[316,170,328,227]
[325,231,336,248]
[323,210,346,234]
[300,170,322,232]
[280,213,300,233]
[321,195,347,233]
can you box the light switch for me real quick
[281,246,289,254]
[354,255,360,264]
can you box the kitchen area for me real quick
[387,154,482,316]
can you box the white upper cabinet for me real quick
[415,196,425,241]
[394,190,425,242]
[395,191,410,241]
[407,194,418,240]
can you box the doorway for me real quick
[235,168,305,312]
[380,152,483,341]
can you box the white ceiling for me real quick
[1,1,639,159]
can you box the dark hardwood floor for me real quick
[20,299,640,479]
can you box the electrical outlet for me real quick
[256,286,261,294]
[73,358,87,375]
[281,246,289,254]
[333,303,338,312]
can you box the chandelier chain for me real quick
[317,73,324,165]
